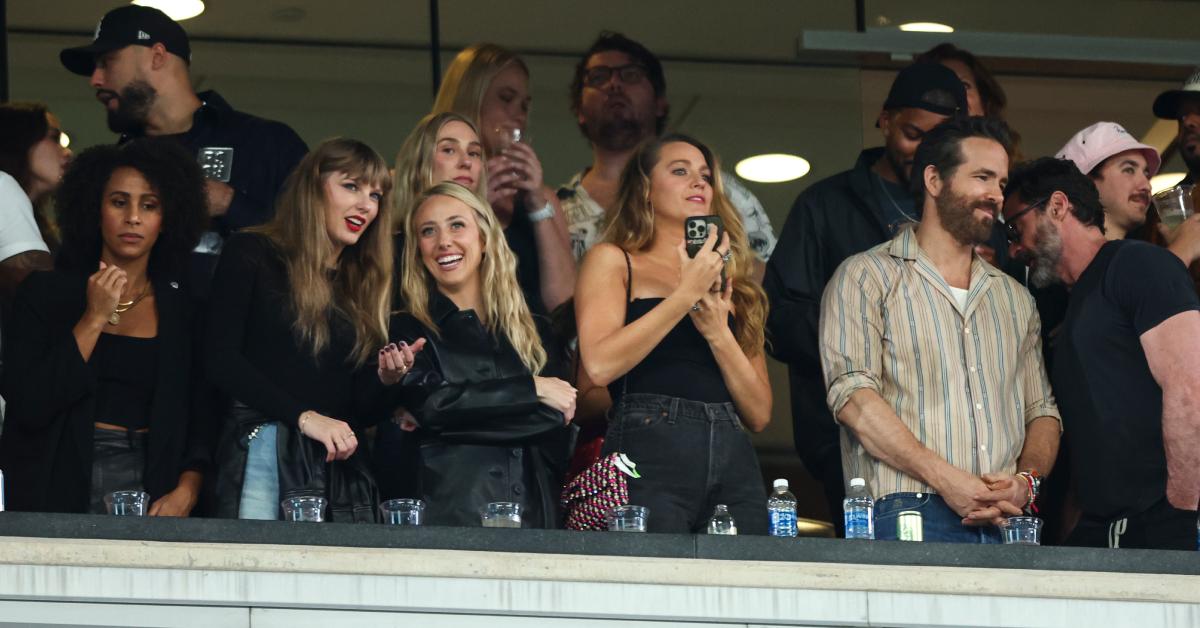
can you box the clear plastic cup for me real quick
[1153,184,1195,229]
[104,490,148,516]
[282,496,326,522]
[481,502,522,528]
[999,516,1043,545]
[380,498,424,526]
[608,505,649,532]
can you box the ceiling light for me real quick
[899,22,954,33]
[58,131,70,149]
[735,154,811,183]
[1151,172,1187,194]
[131,0,206,21]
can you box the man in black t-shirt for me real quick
[1002,157,1200,550]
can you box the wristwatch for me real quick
[528,201,555,223]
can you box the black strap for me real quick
[622,249,633,304]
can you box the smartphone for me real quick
[684,215,727,291]
[198,146,234,182]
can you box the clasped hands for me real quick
[939,467,1030,527]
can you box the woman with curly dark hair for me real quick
[0,137,210,515]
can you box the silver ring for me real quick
[721,251,732,262]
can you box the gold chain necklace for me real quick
[108,282,150,325]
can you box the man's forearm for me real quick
[1015,416,1061,477]
[837,388,952,489]
[1162,386,1200,510]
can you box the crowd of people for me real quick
[0,5,1197,550]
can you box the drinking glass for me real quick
[999,516,1043,545]
[608,505,649,532]
[380,498,424,526]
[481,502,522,528]
[104,490,148,516]
[282,496,326,522]
[1153,184,1195,229]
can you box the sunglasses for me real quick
[583,63,649,89]
[1004,195,1050,243]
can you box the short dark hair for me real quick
[0,102,50,193]
[569,31,669,135]
[1005,157,1105,232]
[910,116,1012,201]
[56,138,208,283]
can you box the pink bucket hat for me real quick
[1055,121,1161,178]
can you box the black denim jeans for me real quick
[89,427,148,514]
[602,393,768,534]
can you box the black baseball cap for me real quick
[882,62,966,118]
[60,5,191,76]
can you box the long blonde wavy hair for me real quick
[430,43,529,154]
[603,134,768,355]
[251,138,393,366]
[399,182,547,373]
[393,111,487,230]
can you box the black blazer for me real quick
[0,270,212,513]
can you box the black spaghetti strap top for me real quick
[607,251,733,405]
[92,332,159,431]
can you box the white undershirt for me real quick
[949,285,970,311]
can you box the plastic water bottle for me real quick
[767,479,798,537]
[707,504,738,535]
[843,477,875,540]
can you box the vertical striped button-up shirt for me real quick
[820,227,1060,499]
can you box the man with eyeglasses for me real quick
[558,32,777,272]
[1002,157,1200,550]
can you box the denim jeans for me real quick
[90,427,148,514]
[874,492,1002,544]
[238,422,280,520]
[602,393,768,535]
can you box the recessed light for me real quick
[899,22,954,33]
[735,154,811,183]
[58,131,70,149]
[1151,172,1187,194]
[131,0,205,21]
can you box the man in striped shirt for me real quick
[820,117,1062,543]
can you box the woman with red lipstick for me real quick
[432,43,575,315]
[575,134,772,534]
[206,138,398,521]
[380,182,577,527]
[0,138,209,515]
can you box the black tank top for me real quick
[92,333,158,431]
[607,251,733,405]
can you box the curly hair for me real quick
[603,133,767,356]
[55,137,208,283]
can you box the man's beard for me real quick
[935,185,996,246]
[1181,140,1200,178]
[1029,218,1065,288]
[584,106,653,152]
[105,80,156,135]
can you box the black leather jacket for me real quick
[391,291,575,528]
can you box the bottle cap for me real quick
[849,477,866,488]
[773,478,789,489]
